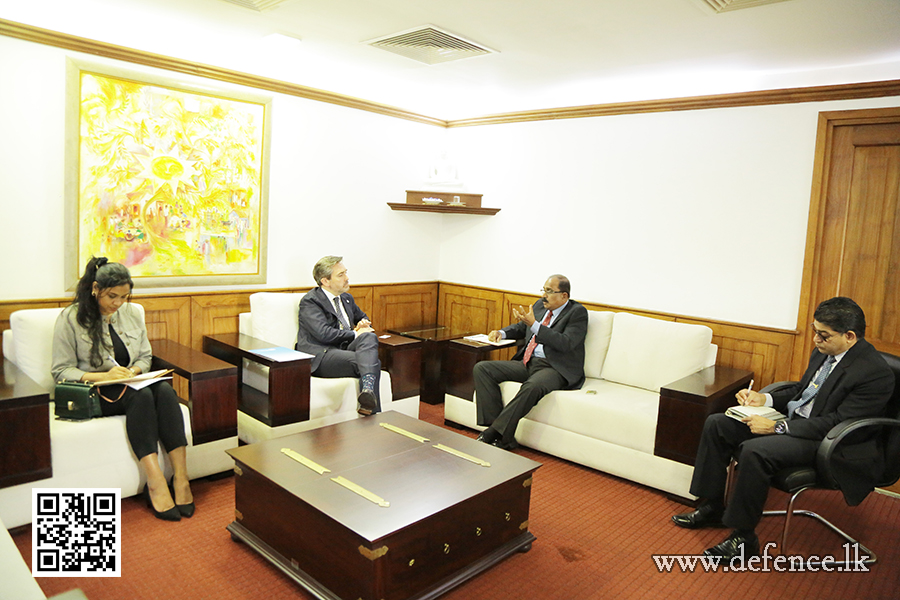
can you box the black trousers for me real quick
[99,381,187,460]
[313,331,382,406]
[690,413,819,530]
[474,357,567,445]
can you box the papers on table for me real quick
[249,347,314,362]
[463,334,516,347]
[725,405,787,422]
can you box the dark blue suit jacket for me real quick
[295,287,368,371]
[773,338,894,505]
[503,299,588,389]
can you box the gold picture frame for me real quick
[65,59,271,288]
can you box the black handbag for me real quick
[54,381,102,421]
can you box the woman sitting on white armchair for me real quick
[51,257,194,521]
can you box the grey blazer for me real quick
[51,302,153,383]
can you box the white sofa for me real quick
[1,512,45,600]
[0,305,237,529]
[444,311,718,499]
[235,292,420,444]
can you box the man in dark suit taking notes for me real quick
[474,274,588,450]
[296,256,381,416]
[671,297,894,560]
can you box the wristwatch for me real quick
[774,421,788,435]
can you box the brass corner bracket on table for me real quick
[358,545,389,561]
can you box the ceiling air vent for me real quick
[366,25,496,65]
[218,0,294,11]
[699,0,795,12]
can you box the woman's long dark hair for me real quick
[73,257,134,368]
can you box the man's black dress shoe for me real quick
[476,429,498,444]
[703,530,760,560]
[357,390,377,416]
[493,438,519,450]
[671,503,724,529]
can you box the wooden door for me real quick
[798,107,900,493]
[798,108,900,366]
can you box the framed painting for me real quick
[65,59,271,288]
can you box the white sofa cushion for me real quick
[0,514,45,600]
[582,310,615,380]
[501,378,660,454]
[600,312,713,392]
[249,292,304,349]
[10,307,63,390]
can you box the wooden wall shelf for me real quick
[389,190,500,215]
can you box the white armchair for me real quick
[0,305,237,528]
[235,292,419,444]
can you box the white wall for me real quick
[443,97,900,329]
[0,35,444,299]
[2,34,900,330]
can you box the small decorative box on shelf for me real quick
[388,190,500,215]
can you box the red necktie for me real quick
[523,310,553,365]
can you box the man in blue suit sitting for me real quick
[295,256,380,416]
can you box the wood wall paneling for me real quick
[438,284,505,332]
[190,293,253,349]
[1,282,798,391]
[134,296,192,346]
[436,283,798,388]
[679,319,796,387]
[372,283,438,331]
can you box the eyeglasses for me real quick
[541,288,564,295]
[810,323,837,342]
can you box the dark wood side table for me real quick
[375,332,423,401]
[0,359,51,489]
[444,337,517,402]
[203,333,312,428]
[654,365,753,466]
[152,340,238,445]
[388,326,474,405]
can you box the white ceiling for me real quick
[2,0,900,119]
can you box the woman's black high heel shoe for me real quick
[169,480,195,518]
[142,485,181,522]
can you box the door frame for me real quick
[794,107,900,377]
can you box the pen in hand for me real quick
[739,379,755,406]
[108,356,133,379]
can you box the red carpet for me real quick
[13,402,900,599]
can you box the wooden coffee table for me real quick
[226,411,540,600]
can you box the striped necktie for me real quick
[333,297,352,331]
[787,355,836,418]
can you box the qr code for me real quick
[32,488,121,577]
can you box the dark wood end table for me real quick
[0,359,51,489]
[203,333,312,428]
[376,332,423,401]
[444,337,517,402]
[387,326,475,405]
[152,339,238,445]
[654,365,753,466]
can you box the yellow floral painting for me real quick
[75,69,268,284]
